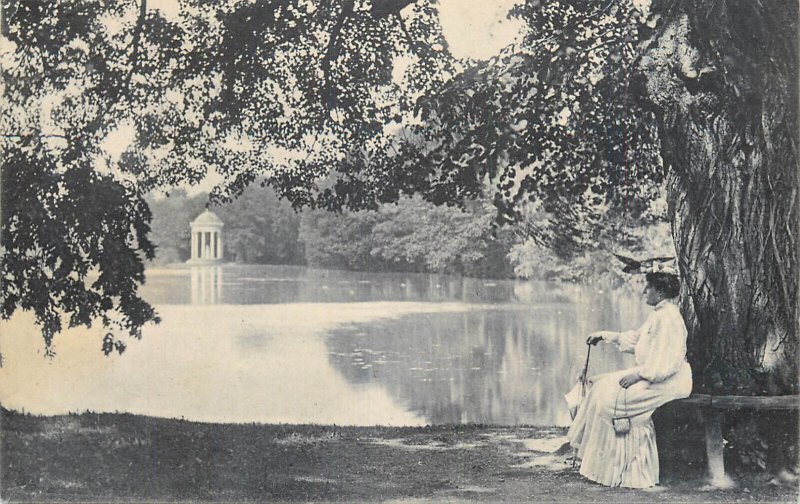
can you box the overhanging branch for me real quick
[83,0,148,138]
[321,0,354,110]
[370,0,417,18]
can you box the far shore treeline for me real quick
[149,183,672,284]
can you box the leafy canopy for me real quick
[2,0,666,351]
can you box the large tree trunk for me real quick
[640,1,798,395]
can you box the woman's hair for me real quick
[645,272,680,298]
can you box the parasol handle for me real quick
[581,343,592,397]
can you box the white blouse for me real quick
[603,299,688,383]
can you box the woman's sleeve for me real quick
[602,327,641,354]
[635,310,687,382]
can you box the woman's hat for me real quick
[614,253,678,275]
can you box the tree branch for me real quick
[120,0,148,100]
[84,0,148,137]
[321,0,354,110]
[394,10,415,49]
[2,133,69,140]
[628,0,682,70]
[370,0,417,18]
[320,0,418,110]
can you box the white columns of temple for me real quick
[188,210,224,264]
[191,232,198,260]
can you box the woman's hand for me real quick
[586,332,606,346]
[619,372,642,389]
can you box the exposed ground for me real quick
[1,408,797,503]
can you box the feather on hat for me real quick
[614,253,678,275]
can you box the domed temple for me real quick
[188,209,224,263]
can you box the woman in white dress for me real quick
[567,270,692,488]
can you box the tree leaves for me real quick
[382,0,665,254]
[2,0,666,352]
[1,136,157,353]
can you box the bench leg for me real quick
[704,409,735,489]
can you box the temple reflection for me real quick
[190,266,223,304]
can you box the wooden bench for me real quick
[675,393,800,488]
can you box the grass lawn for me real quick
[1,407,797,502]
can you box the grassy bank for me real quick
[1,408,796,502]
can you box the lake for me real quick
[0,265,646,426]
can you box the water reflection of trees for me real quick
[326,289,645,426]
[143,266,528,305]
[137,265,652,425]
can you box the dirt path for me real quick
[1,408,796,502]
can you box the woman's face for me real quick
[643,282,666,306]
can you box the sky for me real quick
[438,0,524,60]
[147,0,524,60]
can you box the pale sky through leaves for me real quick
[146,0,525,59]
[106,0,526,195]
[438,0,523,60]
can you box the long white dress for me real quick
[567,299,692,488]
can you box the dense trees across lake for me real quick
[148,184,670,284]
[300,195,517,277]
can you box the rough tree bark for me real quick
[640,0,798,395]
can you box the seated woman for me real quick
[567,268,692,488]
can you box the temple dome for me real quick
[191,209,224,228]
[188,209,224,263]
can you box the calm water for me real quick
[0,265,646,426]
